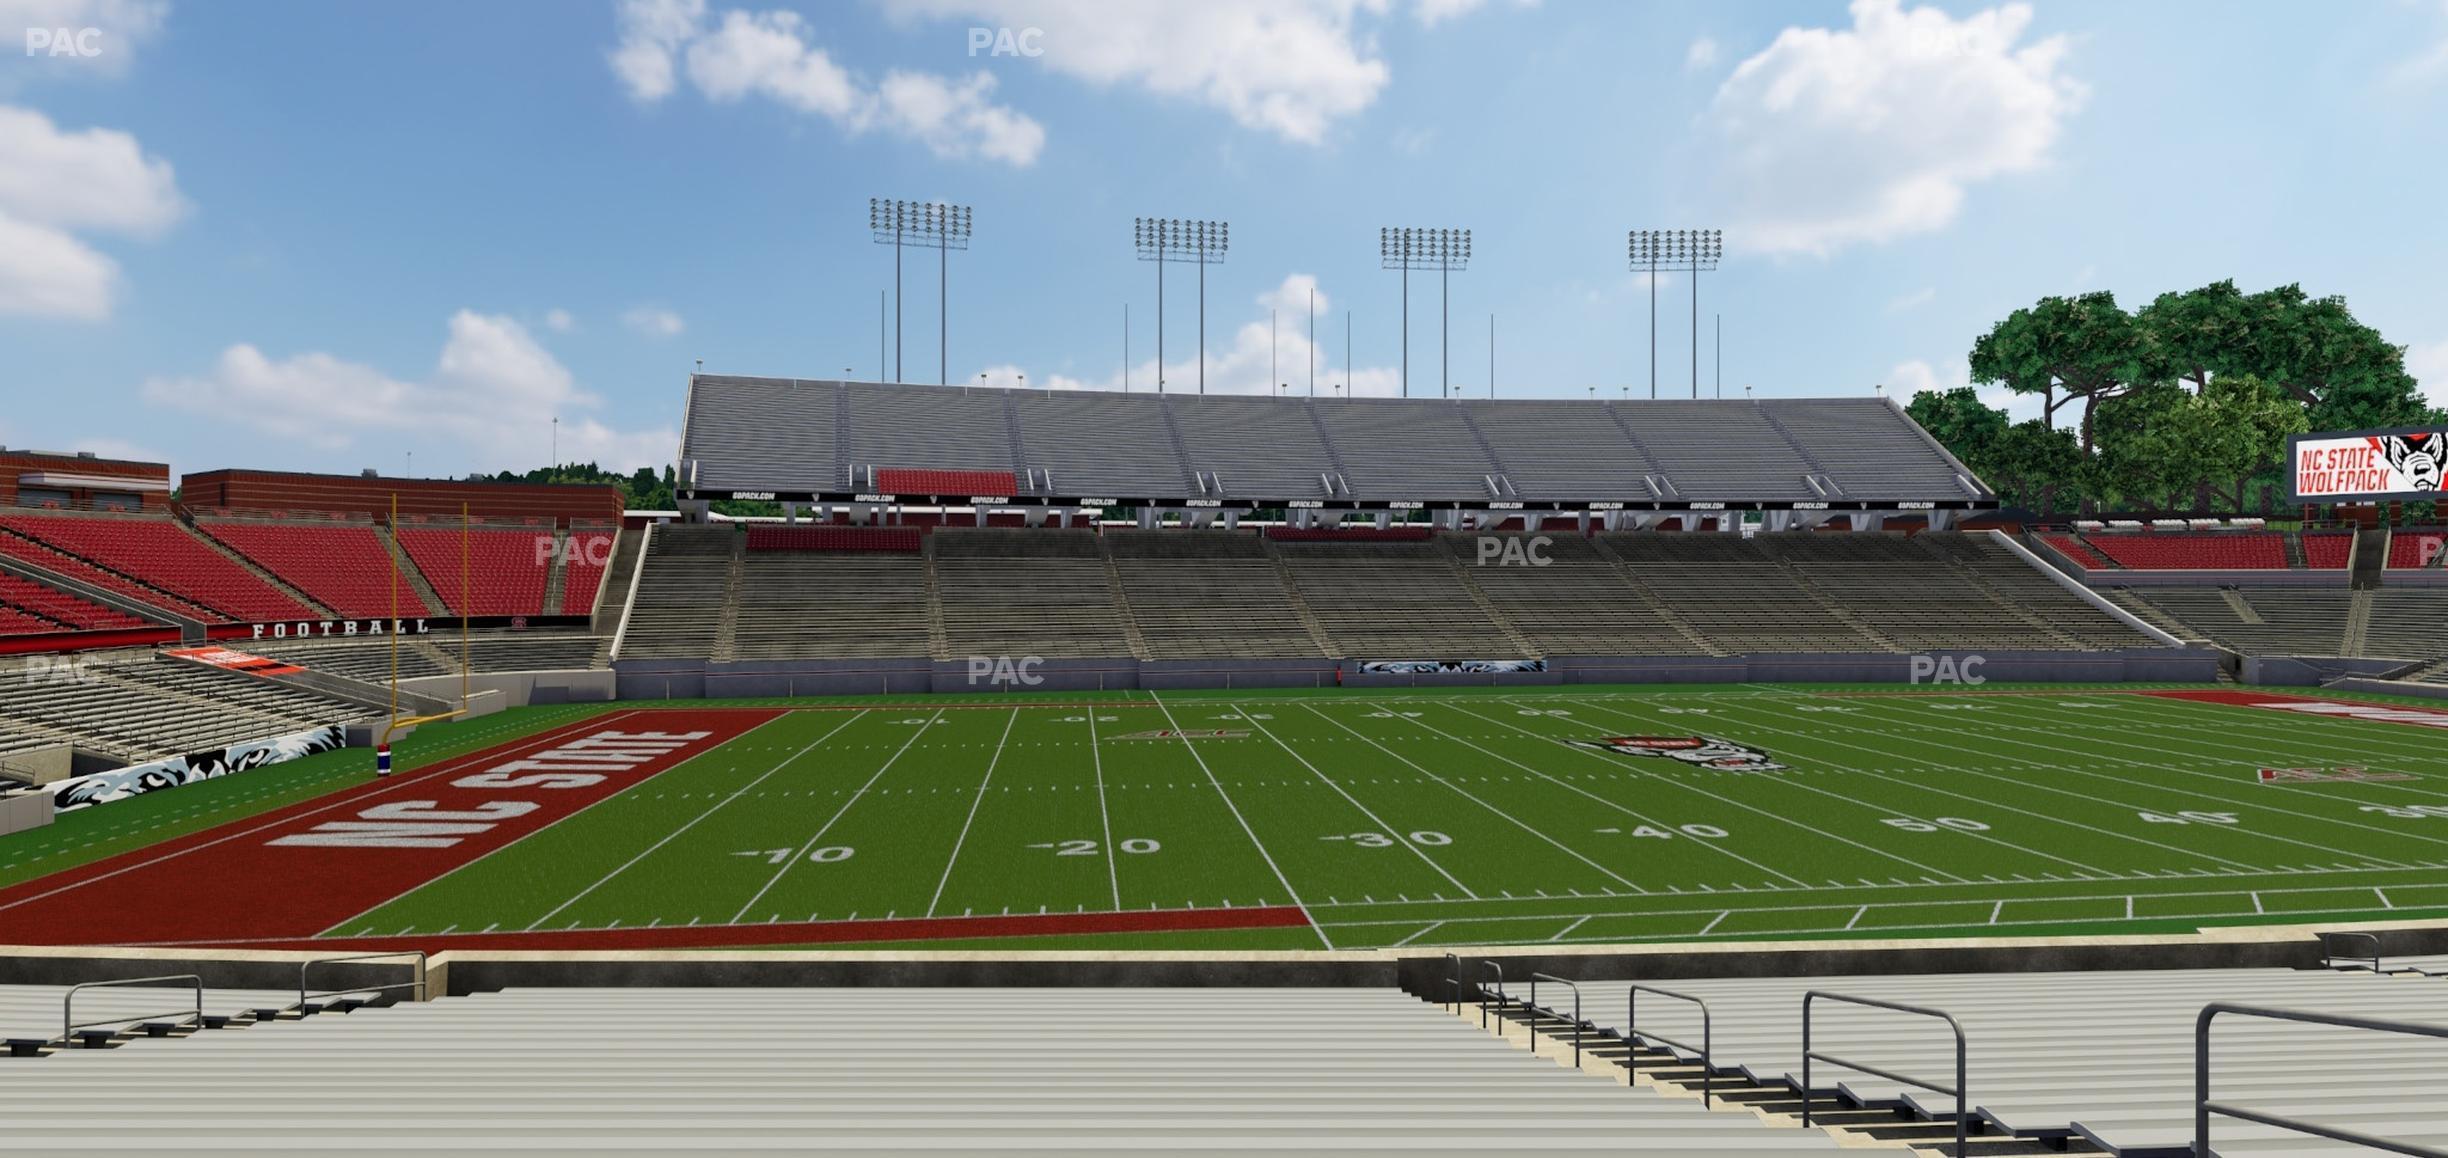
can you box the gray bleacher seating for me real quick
[1454,533,1706,656]
[1276,539,1523,658]
[0,652,359,763]
[2104,587,2353,657]
[931,529,1133,658]
[245,633,611,681]
[680,378,1994,506]
[732,552,932,660]
[0,986,1844,1153]
[618,524,735,660]
[1544,967,2448,1156]
[1105,530,1326,658]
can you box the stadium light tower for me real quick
[1135,217,1227,394]
[1382,227,1471,398]
[871,198,973,385]
[1628,228,1720,399]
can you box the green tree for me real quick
[1967,291,2157,453]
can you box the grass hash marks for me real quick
[172,685,2448,950]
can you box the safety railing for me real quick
[63,974,201,1045]
[1527,973,1584,1068]
[1444,953,1462,1013]
[2319,931,2385,973]
[1802,991,1967,1157]
[1479,960,1505,1030]
[299,951,428,1011]
[2198,1003,2448,1158]
[1625,983,1715,1107]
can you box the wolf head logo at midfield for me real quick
[2381,431,2448,493]
[1567,735,1787,772]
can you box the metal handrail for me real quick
[1445,953,1461,1013]
[1528,973,1584,1068]
[2320,931,2385,973]
[2198,1003,2448,1158]
[1802,991,1967,1158]
[63,974,202,1044]
[299,951,428,1010]
[1626,983,1715,1107]
[1480,960,1505,1029]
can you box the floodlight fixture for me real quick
[1135,217,1228,393]
[1382,226,1473,397]
[1628,228,1720,398]
[871,198,974,385]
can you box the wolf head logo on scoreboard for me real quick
[2381,431,2448,493]
[1567,734,1786,772]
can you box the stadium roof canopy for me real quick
[677,376,1994,512]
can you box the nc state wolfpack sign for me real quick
[2290,426,2448,502]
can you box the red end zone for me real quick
[0,708,778,946]
[2141,689,2448,731]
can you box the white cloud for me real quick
[621,305,685,338]
[1885,286,1936,312]
[1685,35,1720,71]
[1703,0,2083,257]
[2393,0,2448,85]
[139,311,677,473]
[0,0,168,83]
[982,273,1402,397]
[2409,338,2448,409]
[543,308,575,333]
[891,0,1395,146]
[611,0,1044,165]
[0,104,183,319]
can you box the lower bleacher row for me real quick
[616,526,2159,662]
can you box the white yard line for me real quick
[1089,706,1120,910]
[923,709,1020,919]
[526,709,869,932]
[1550,915,1592,941]
[1150,696,1332,949]
[1231,703,1482,900]
[729,708,946,924]
[1391,921,1446,948]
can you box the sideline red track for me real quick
[0,708,778,946]
[150,904,1315,953]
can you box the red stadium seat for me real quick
[0,573,147,632]
[201,519,422,618]
[2082,532,2286,570]
[1265,526,1435,542]
[2037,533,2109,569]
[0,514,315,621]
[560,531,617,611]
[872,468,1018,495]
[396,525,553,616]
[2388,530,2447,569]
[2300,532,2354,570]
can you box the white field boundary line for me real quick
[1556,695,2271,874]
[527,709,872,932]
[1943,696,2448,836]
[2115,692,2448,771]
[1509,696,2148,880]
[0,707,647,919]
[1151,695,1332,949]
[923,708,1020,919]
[1391,921,1446,948]
[1818,695,2440,865]
[1314,875,2448,931]
[729,708,947,924]
[1293,858,2448,911]
[1304,702,1649,895]
[1088,705,1120,911]
[1227,702,1483,900]
[1454,700,1970,885]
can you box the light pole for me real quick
[1627,228,1720,399]
[1382,227,1471,398]
[871,199,972,385]
[1135,218,1227,393]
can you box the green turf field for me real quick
[276,684,2448,950]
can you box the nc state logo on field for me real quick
[1568,735,1787,772]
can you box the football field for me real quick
[9,684,2448,953]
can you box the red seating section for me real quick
[2082,532,2286,570]
[2037,533,2109,569]
[202,520,419,618]
[2390,531,2447,569]
[0,531,220,621]
[396,526,550,616]
[561,532,616,612]
[1266,526,1435,542]
[0,573,146,632]
[872,468,1017,495]
[745,526,924,553]
[2301,532,2354,570]
[0,515,315,621]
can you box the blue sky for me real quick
[5,0,2447,480]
